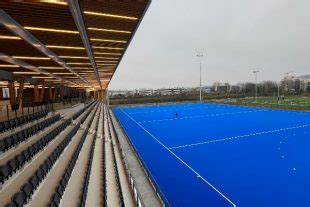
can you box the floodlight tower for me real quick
[253,70,260,102]
[277,83,281,105]
[196,53,204,102]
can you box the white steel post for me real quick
[253,70,259,102]
[197,53,203,102]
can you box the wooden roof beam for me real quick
[68,0,102,89]
[0,52,75,86]
[0,9,90,86]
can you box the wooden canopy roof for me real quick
[0,0,150,90]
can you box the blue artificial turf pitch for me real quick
[113,103,310,207]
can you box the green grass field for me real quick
[213,96,310,111]
[241,96,310,105]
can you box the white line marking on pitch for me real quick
[120,109,236,207]
[169,124,310,150]
[129,104,227,114]
[139,109,266,123]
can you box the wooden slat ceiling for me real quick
[0,0,150,90]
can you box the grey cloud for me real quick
[109,0,310,90]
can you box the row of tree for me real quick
[235,80,309,96]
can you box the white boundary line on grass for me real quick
[139,109,266,123]
[169,124,310,150]
[120,109,237,207]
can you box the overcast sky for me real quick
[109,0,310,90]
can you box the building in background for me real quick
[281,74,310,92]
[229,85,242,93]
[298,75,310,92]
[202,86,212,94]
[213,83,230,93]
[281,75,296,92]
[136,88,154,96]
[154,88,184,96]
[109,90,135,97]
